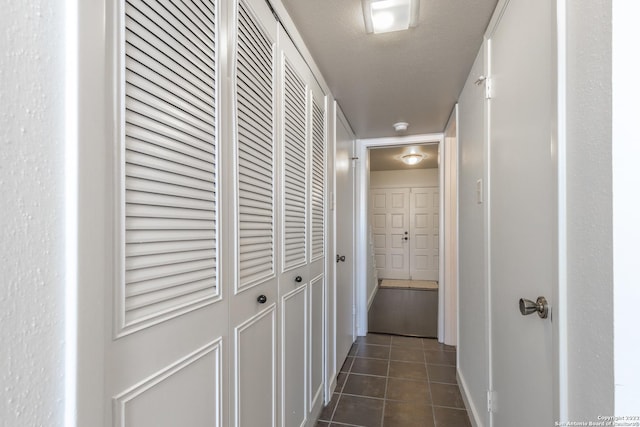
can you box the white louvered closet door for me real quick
[107,0,228,426]
[229,0,278,426]
[278,29,327,426]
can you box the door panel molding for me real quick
[280,285,309,427]
[113,338,223,427]
[234,305,277,427]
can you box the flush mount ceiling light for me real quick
[401,153,423,165]
[362,0,419,34]
[393,121,409,132]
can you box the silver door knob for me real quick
[519,296,549,319]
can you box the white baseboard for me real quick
[457,368,485,427]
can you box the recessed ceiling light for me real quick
[362,0,419,34]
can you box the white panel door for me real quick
[488,0,555,424]
[229,0,278,425]
[278,27,326,426]
[279,28,310,427]
[410,187,439,280]
[371,188,410,279]
[307,85,326,418]
[106,0,227,425]
[335,116,356,372]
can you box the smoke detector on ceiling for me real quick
[393,122,409,132]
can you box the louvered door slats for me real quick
[238,126,273,156]
[236,50,273,93]
[126,69,213,127]
[127,205,215,222]
[127,163,215,192]
[126,2,214,78]
[126,192,214,215]
[126,148,213,181]
[126,97,214,146]
[127,248,216,271]
[126,279,214,311]
[236,0,276,291]
[237,93,272,127]
[142,0,215,50]
[126,258,214,288]
[123,0,217,328]
[311,99,325,260]
[181,0,215,31]
[127,239,216,257]
[127,130,214,167]
[126,268,215,297]
[126,178,214,203]
[127,111,213,156]
[282,59,308,270]
[126,33,214,102]
[237,9,273,64]
[159,0,215,44]
[128,229,216,243]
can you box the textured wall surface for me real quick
[0,1,65,425]
[566,0,614,418]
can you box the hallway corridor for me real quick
[316,334,471,426]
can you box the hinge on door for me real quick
[474,75,491,99]
[485,77,492,99]
[487,390,495,413]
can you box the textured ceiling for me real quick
[280,0,498,138]
[369,144,439,171]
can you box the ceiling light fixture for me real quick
[401,153,423,165]
[393,121,409,132]
[362,0,419,34]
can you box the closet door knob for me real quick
[295,276,302,283]
[519,296,548,319]
[257,294,267,304]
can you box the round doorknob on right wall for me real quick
[519,296,549,319]
[257,294,267,304]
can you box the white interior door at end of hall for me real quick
[335,116,355,368]
[105,0,227,425]
[371,188,410,279]
[230,0,279,425]
[410,187,439,281]
[489,0,555,424]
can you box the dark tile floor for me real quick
[316,333,471,427]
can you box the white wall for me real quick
[369,168,439,188]
[0,1,65,425]
[456,48,488,426]
[565,0,614,418]
[612,0,640,416]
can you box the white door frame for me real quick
[354,133,447,339]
